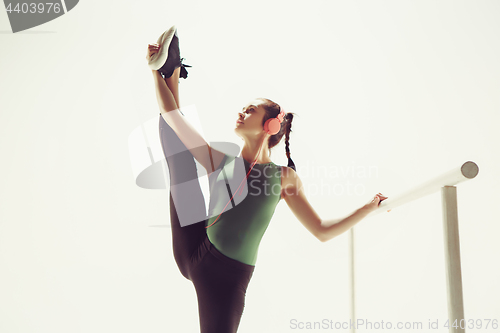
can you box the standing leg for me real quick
[190,238,255,333]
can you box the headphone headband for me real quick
[276,108,285,122]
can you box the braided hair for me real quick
[257,97,296,171]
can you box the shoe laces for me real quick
[179,57,192,79]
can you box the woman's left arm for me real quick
[147,44,225,174]
[282,167,388,242]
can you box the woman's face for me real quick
[234,100,268,137]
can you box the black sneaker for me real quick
[158,28,192,79]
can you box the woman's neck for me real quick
[240,138,271,164]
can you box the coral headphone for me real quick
[263,108,285,136]
[205,108,286,228]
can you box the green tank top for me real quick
[206,154,282,266]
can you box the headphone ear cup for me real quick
[264,118,281,135]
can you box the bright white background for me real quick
[1,1,499,332]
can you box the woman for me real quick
[146,25,389,333]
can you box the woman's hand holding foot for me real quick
[146,43,160,63]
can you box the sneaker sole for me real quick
[148,25,177,70]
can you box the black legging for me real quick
[159,114,255,333]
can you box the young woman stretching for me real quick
[146,25,389,333]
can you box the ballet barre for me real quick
[348,161,479,333]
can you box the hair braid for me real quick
[284,113,296,171]
[257,97,297,171]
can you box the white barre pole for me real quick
[442,186,465,332]
[368,161,478,216]
[348,161,478,333]
[349,227,356,333]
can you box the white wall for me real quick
[1,0,498,332]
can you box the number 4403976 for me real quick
[5,2,62,14]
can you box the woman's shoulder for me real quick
[278,164,298,186]
[279,164,297,174]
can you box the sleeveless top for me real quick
[205,154,282,266]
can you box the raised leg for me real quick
[165,67,182,109]
[158,102,208,281]
[151,67,181,113]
